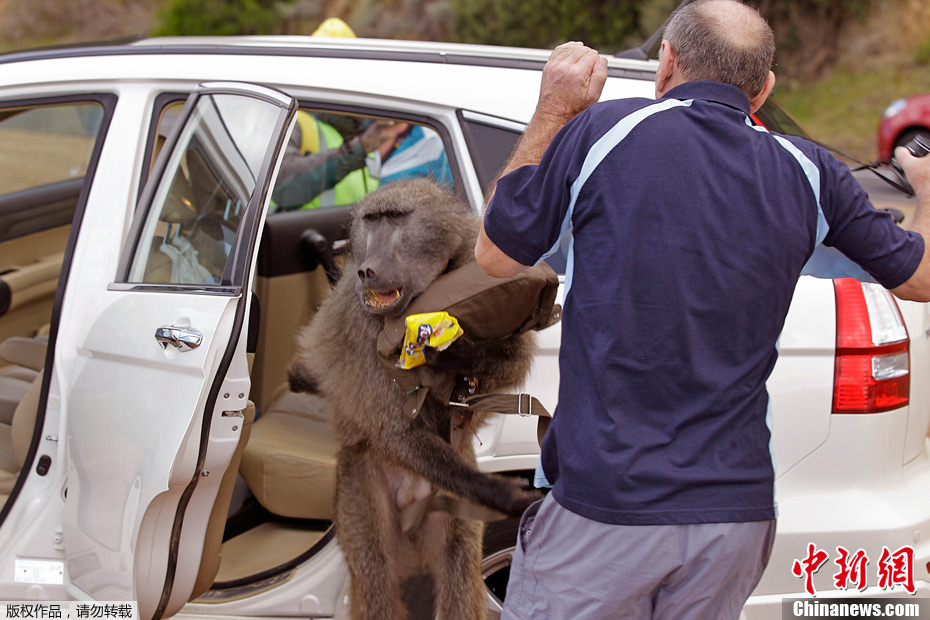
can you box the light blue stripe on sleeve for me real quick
[747,118,875,282]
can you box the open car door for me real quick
[61,83,296,619]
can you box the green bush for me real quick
[917,37,930,66]
[152,0,286,36]
[449,0,647,54]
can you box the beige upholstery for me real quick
[191,401,256,600]
[250,270,331,412]
[0,370,43,509]
[239,388,338,520]
[0,423,15,473]
[0,334,48,425]
[0,335,49,371]
[211,522,327,585]
[0,470,17,495]
[10,371,41,471]
[0,227,67,346]
[0,369,36,427]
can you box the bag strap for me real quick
[452,392,551,447]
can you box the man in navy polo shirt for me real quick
[475,1,930,618]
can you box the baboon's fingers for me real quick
[287,360,320,393]
[510,487,544,517]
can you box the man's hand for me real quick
[890,145,930,302]
[895,145,930,198]
[359,119,407,153]
[535,41,608,127]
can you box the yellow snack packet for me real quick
[398,311,464,369]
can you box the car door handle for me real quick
[155,326,203,352]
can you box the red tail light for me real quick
[832,278,909,413]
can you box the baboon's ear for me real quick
[287,360,320,393]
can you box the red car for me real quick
[878,94,930,161]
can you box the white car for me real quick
[0,36,926,620]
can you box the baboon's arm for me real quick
[287,360,321,393]
[423,335,533,392]
[380,423,539,516]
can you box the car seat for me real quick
[238,384,338,520]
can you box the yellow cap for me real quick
[311,17,357,38]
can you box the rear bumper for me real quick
[744,415,930,619]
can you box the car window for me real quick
[459,115,521,196]
[269,109,455,213]
[459,112,571,275]
[753,98,811,140]
[0,101,107,242]
[124,93,286,287]
[150,104,456,216]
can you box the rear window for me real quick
[753,98,811,140]
[0,100,108,242]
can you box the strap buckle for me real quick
[518,393,532,417]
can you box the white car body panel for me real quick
[0,37,924,620]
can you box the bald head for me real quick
[662,0,775,99]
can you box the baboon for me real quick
[288,178,540,620]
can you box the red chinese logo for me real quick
[877,546,916,594]
[791,544,915,596]
[792,543,829,596]
[834,546,869,592]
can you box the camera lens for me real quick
[905,134,930,158]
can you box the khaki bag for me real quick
[374,260,561,531]
[376,260,561,438]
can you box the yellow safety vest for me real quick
[296,112,378,209]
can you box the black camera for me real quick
[903,134,930,158]
[888,134,930,196]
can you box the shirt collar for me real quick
[662,81,752,115]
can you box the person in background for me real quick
[271,112,396,210]
[378,122,454,188]
[271,17,399,211]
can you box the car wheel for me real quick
[893,128,930,153]
[482,516,521,620]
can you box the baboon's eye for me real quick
[363,209,409,222]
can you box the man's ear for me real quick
[654,40,677,98]
[749,70,776,114]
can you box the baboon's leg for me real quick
[335,446,407,620]
[420,514,487,620]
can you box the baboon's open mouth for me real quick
[364,287,403,310]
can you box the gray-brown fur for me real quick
[288,178,538,620]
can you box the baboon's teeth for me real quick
[365,288,402,309]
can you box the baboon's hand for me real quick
[483,474,543,517]
[422,341,474,374]
[423,337,505,376]
[509,486,544,517]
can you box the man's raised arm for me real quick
[475,42,607,278]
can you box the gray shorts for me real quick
[502,494,776,620]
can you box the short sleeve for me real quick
[815,147,924,289]
[483,111,595,267]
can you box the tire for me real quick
[481,516,521,620]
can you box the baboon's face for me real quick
[351,203,454,318]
